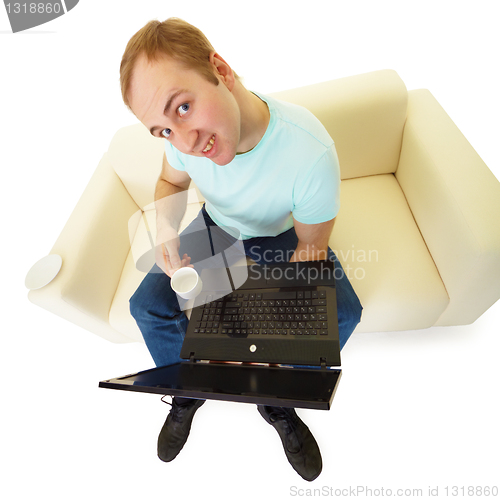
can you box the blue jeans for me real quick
[130,207,363,367]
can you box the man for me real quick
[121,18,362,481]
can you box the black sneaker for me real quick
[258,405,322,481]
[157,397,205,462]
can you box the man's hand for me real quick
[155,226,193,277]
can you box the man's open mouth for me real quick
[203,134,215,153]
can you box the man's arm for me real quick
[289,217,336,262]
[155,153,191,230]
[154,153,192,276]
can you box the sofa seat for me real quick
[331,174,449,333]
[109,173,450,342]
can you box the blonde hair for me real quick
[120,18,222,108]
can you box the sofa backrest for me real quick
[270,69,408,180]
[107,122,164,209]
[107,69,409,208]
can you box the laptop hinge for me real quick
[320,357,327,370]
[189,353,196,363]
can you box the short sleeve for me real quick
[292,145,341,224]
[164,141,186,171]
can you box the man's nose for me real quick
[176,127,198,154]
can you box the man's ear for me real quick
[210,52,235,90]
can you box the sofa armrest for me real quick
[396,89,500,326]
[28,153,140,343]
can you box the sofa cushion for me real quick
[330,174,449,333]
[106,122,164,210]
[270,70,408,180]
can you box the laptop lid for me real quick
[99,362,342,410]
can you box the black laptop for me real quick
[181,261,340,366]
[100,260,342,410]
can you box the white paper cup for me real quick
[171,267,203,300]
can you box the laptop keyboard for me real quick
[192,290,330,337]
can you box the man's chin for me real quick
[210,153,236,166]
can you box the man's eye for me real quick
[161,128,171,139]
[178,103,190,116]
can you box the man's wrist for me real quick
[155,222,179,245]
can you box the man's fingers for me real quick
[180,254,194,269]
[156,242,193,277]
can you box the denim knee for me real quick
[350,296,363,330]
[129,289,145,323]
[339,294,363,350]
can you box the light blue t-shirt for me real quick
[165,92,340,240]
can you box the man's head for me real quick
[121,18,253,166]
[120,18,268,166]
[120,18,221,109]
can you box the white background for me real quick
[1,1,499,498]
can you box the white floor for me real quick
[2,1,499,498]
[4,296,500,499]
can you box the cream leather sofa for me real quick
[26,70,500,344]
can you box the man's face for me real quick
[129,53,241,166]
